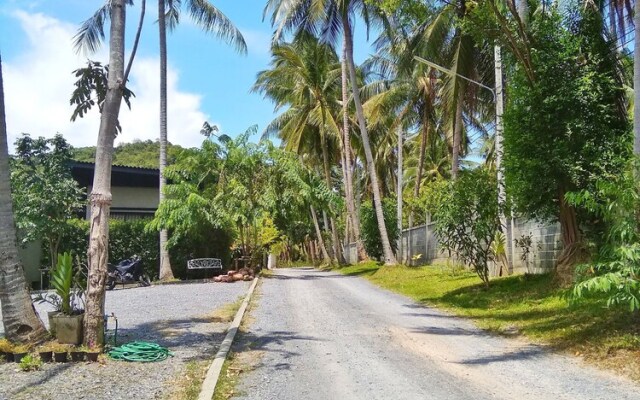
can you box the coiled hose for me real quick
[108,341,173,362]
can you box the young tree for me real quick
[0,55,47,342]
[11,134,85,270]
[83,0,128,345]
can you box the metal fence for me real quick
[344,217,563,275]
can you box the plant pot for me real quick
[2,352,12,363]
[13,352,28,363]
[53,352,68,363]
[47,311,61,335]
[70,351,85,362]
[86,352,100,362]
[52,313,84,345]
[39,351,53,363]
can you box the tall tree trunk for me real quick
[555,187,583,285]
[397,124,403,263]
[451,88,464,179]
[320,134,344,264]
[343,14,397,265]
[84,0,127,346]
[311,205,331,262]
[158,0,174,281]
[124,0,145,83]
[341,45,367,261]
[634,0,640,156]
[0,55,47,343]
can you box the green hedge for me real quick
[55,218,232,280]
[360,198,398,261]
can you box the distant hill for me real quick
[72,140,185,169]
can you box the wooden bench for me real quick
[187,258,223,279]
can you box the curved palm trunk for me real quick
[0,56,47,343]
[634,0,640,156]
[341,47,368,261]
[451,88,464,179]
[84,0,127,345]
[310,205,331,262]
[321,134,344,264]
[158,0,174,281]
[343,14,397,265]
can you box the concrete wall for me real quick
[18,240,43,289]
[344,217,563,276]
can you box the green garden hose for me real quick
[108,341,173,362]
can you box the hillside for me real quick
[72,140,185,169]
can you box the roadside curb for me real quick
[198,275,260,400]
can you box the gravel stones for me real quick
[0,281,250,400]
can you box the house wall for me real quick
[86,186,158,215]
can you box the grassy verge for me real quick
[169,360,209,400]
[336,262,640,381]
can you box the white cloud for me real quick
[4,10,210,150]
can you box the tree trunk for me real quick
[0,55,47,343]
[397,124,403,262]
[634,0,640,156]
[341,44,367,261]
[310,205,331,262]
[320,134,344,264]
[451,88,464,179]
[555,187,584,285]
[158,0,174,281]
[343,14,397,265]
[84,0,127,346]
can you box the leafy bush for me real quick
[19,354,42,372]
[360,198,398,261]
[567,161,640,311]
[425,168,499,287]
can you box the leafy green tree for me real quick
[11,134,85,270]
[426,168,499,287]
[72,140,184,168]
[503,9,630,282]
[360,198,398,261]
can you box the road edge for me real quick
[198,276,260,400]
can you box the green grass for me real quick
[335,262,640,380]
[170,360,208,400]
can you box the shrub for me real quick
[360,198,398,261]
[425,168,500,287]
[19,354,42,372]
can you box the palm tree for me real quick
[264,0,398,264]
[0,55,47,343]
[254,33,345,264]
[157,0,246,279]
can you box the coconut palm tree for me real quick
[157,0,246,280]
[264,0,398,264]
[253,32,345,263]
[0,55,47,343]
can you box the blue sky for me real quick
[0,0,373,149]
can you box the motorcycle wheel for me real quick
[106,279,116,291]
[139,274,152,287]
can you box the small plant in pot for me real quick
[51,343,69,363]
[37,342,55,363]
[0,339,14,362]
[83,341,101,362]
[35,253,85,345]
[12,344,31,363]
[70,346,85,362]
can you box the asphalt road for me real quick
[233,268,640,400]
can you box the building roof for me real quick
[70,161,159,188]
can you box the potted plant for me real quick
[47,253,85,345]
[37,342,54,363]
[19,354,43,372]
[0,339,13,362]
[84,341,101,362]
[70,346,85,362]
[12,344,31,363]
[52,343,69,363]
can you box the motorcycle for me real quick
[107,256,151,290]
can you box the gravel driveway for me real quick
[0,281,251,400]
[233,268,640,400]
